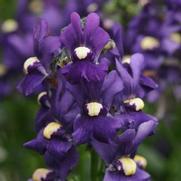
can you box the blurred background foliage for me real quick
[0,0,181,180]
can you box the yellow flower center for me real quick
[74,47,91,60]
[0,64,7,76]
[29,0,43,14]
[87,102,103,117]
[87,3,98,12]
[119,157,137,176]
[23,57,39,74]
[32,168,51,181]
[43,122,62,139]
[140,36,160,50]
[1,19,18,33]
[134,155,147,169]
[124,97,144,111]
[170,32,181,44]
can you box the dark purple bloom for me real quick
[114,54,157,112]
[20,11,159,181]
[25,122,79,180]
[0,0,64,98]
[17,19,61,96]
[91,115,155,180]
[17,0,63,33]
[65,0,107,16]
[60,12,110,82]
[123,1,181,102]
[66,70,123,144]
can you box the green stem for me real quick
[91,149,99,181]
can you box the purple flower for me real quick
[60,12,110,82]
[1,32,34,71]
[66,71,123,144]
[17,0,63,33]
[91,110,155,180]
[122,1,181,102]
[65,0,107,16]
[92,134,151,181]
[17,19,60,96]
[20,11,159,181]
[0,0,64,98]
[114,54,157,111]
[25,122,79,180]
[104,167,150,181]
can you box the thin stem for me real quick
[91,149,99,181]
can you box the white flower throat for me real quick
[124,97,144,111]
[118,157,137,176]
[74,46,91,60]
[43,122,62,139]
[122,55,131,64]
[87,102,103,117]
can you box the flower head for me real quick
[60,12,110,82]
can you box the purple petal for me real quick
[130,53,144,85]
[102,70,123,108]
[91,138,116,163]
[104,167,151,181]
[133,120,158,147]
[17,71,46,96]
[91,27,110,55]
[85,13,100,39]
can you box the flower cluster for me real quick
[0,0,107,99]
[1,0,180,104]
[123,0,181,102]
[0,0,64,98]
[18,12,158,181]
